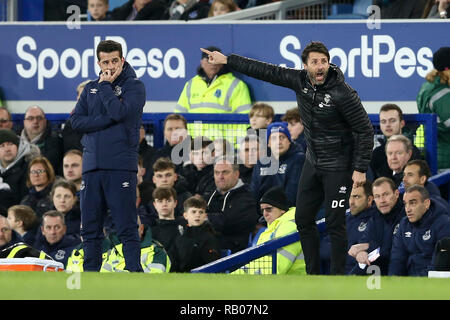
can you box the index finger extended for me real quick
[200,48,212,56]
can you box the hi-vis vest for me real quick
[0,242,49,260]
[233,208,306,275]
[175,73,252,114]
[100,228,171,273]
[66,246,109,272]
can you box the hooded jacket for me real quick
[70,61,146,173]
[227,55,374,172]
[389,200,450,276]
[207,180,259,252]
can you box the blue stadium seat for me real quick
[327,0,371,19]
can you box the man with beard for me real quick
[201,41,374,275]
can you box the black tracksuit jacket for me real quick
[227,55,374,172]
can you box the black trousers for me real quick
[295,159,352,275]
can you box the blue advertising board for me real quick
[0,21,448,103]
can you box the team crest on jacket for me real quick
[214,89,222,98]
[114,85,122,97]
[358,222,367,232]
[278,163,287,174]
[393,223,400,235]
[55,250,66,260]
[422,230,431,241]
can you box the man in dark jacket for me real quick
[348,177,405,275]
[206,156,259,253]
[389,185,450,276]
[33,211,80,267]
[369,103,423,182]
[250,122,305,206]
[0,129,34,209]
[21,106,63,174]
[70,40,146,272]
[201,41,374,274]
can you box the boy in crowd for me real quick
[149,186,185,265]
[248,102,274,133]
[281,107,307,153]
[171,196,221,272]
[181,136,216,198]
[6,205,38,246]
[88,0,112,21]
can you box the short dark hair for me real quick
[51,179,77,198]
[152,186,177,201]
[360,180,373,198]
[380,103,404,121]
[191,136,213,151]
[184,196,207,212]
[405,184,430,201]
[153,157,176,173]
[164,113,187,130]
[42,210,65,225]
[301,41,330,64]
[373,177,396,193]
[281,107,301,123]
[405,159,431,180]
[96,40,123,60]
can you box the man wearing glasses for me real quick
[21,106,63,174]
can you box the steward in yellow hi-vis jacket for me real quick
[66,238,112,272]
[175,46,251,114]
[0,242,51,260]
[233,187,306,275]
[100,225,171,273]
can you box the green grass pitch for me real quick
[1,272,449,300]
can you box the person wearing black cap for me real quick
[0,129,37,210]
[175,46,252,114]
[233,186,306,275]
[417,46,450,171]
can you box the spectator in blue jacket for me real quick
[250,122,305,206]
[348,177,405,275]
[389,185,450,276]
[33,211,80,267]
[70,40,146,272]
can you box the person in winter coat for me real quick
[201,41,374,275]
[250,122,305,206]
[70,40,146,272]
[21,106,64,174]
[111,0,168,20]
[206,156,259,253]
[6,205,38,247]
[20,156,56,219]
[0,129,40,210]
[389,185,450,276]
[171,196,221,272]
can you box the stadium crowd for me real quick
[0,18,449,275]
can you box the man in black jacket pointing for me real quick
[201,42,374,274]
